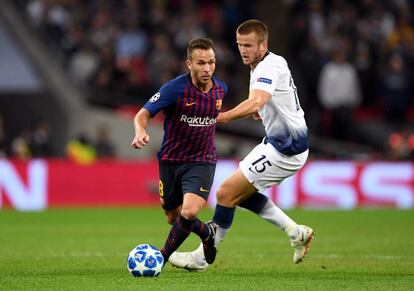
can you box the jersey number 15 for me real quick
[249,155,272,174]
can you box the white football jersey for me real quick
[250,51,308,155]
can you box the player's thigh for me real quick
[159,161,183,213]
[181,162,216,202]
[216,168,257,206]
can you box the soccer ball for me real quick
[127,244,164,277]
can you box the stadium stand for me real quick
[1,0,413,159]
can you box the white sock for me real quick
[214,226,229,248]
[258,200,298,239]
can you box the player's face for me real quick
[236,32,267,68]
[187,48,216,87]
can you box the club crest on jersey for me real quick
[216,99,222,110]
[257,77,272,84]
[149,92,161,103]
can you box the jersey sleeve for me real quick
[250,62,278,95]
[143,81,181,117]
[217,78,229,96]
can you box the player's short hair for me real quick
[237,19,268,42]
[187,38,215,60]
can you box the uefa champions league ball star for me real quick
[127,244,164,277]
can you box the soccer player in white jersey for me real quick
[169,19,314,271]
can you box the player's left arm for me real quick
[217,89,271,123]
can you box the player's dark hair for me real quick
[237,19,268,42]
[187,38,215,60]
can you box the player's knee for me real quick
[180,206,200,220]
[216,185,236,207]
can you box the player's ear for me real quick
[186,59,192,71]
[260,40,268,51]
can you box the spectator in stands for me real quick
[148,33,178,89]
[380,53,412,125]
[94,126,116,158]
[387,126,414,160]
[11,130,32,160]
[115,20,148,59]
[66,134,96,165]
[173,9,206,53]
[24,0,245,108]
[68,40,99,86]
[318,45,361,140]
[30,119,52,157]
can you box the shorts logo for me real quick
[200,187,209,192]
[186,102,196,106]
[257,77,272,84]
[216,99,222,110]
[149,92,161,103]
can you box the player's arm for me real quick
[131,108,151,149]
[217,89,271,123]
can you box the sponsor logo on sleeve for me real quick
[257,77,272,84]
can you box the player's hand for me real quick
[252,112,261,120]
[131,132,149,149]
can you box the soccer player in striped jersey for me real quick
[131,38,228,267]
[169,20,314,271]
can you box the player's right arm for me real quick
[131,108,151,149]
[217,89,271,123]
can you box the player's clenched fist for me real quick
[131,132,149,149]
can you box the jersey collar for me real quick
[261,50,270,62]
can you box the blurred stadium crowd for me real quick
[23,0,252,106]
[286,0,414,159]
[0,0,413,160]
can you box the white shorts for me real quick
[239,141,308,192]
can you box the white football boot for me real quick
[290,225,314,264]
[169,243,208,272]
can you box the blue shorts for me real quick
[158,161,216,211]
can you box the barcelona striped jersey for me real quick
[144,74,228,163]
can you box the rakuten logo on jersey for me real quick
[180,115,216,127]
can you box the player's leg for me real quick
[238,144,314,263]
[161,162,215,263]
[180,162,217,264]
[237,191,314,263]
[212,168,257,248]
[168,170,254,270]
[158,161,189,262]
[238,192,299,239]
[161,193,208,260]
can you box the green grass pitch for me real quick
[1,208,413,290]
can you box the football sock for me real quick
[192,218,211,241]
[161,215,194,261]
[239,192,298,239]
[212,204,236,247]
